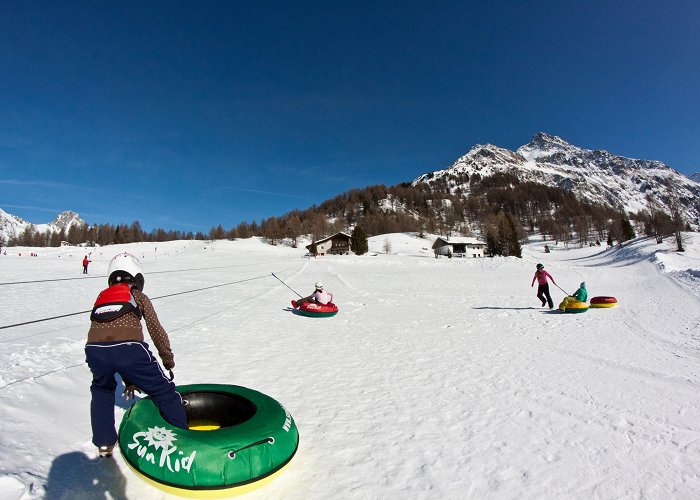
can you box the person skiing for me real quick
[85,252,186,457]
[531,263,557,309]
[292,281,334,309]
[82,255,90,274]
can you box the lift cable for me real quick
[0,266,299,331]
[0,259,296,286]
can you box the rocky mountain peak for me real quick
[461,143,525,165]
[517,132,578,158]
[52,211,85,230]
[0,209,86,242]
[413,133,700,228]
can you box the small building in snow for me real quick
[306,232,353,256]
[432,236,486,258]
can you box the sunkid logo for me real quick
[128,426,196,474]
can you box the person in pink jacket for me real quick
[531,263,556,309]
[292,282,333,309]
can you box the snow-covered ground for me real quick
[1,233,699,499]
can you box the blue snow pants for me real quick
[85,341,187,447]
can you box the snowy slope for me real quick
[413,133,700,228]
[0,208,30,243]
[0,234,699,499]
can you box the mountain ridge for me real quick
[414,132,700,227]
[0,209,85,244]
[2,133,699,245]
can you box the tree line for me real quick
[5,221,208,248]
[4,172,691,256]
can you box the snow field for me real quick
[0,233,699,499]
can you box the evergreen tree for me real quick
[504,212,522,258]
[621,218,635,241]
[130,221,145,242]
[309,241,318,256]
[485,230,499,257]
[49,230,62,247]
[351,226,368,255]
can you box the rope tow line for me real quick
[0,266,299,331]
[0,275,106,285]
[0,259,295,286]
[271,272,303,298]
[150,274,269,300]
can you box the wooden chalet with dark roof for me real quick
[306,232,353,256]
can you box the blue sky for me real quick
[1,1,699,232]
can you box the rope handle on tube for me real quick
[227,437,275,459]
[271,272,303,298]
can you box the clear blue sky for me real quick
[1,1,698,232]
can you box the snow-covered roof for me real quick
[310,232,351,245]
[435,236,485,246]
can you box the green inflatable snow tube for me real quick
[118,384,299,494]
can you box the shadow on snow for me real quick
[44,451,127,500]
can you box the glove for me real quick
[162,356,175,371]
[122,384,140,400]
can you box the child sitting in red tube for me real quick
[291,281,334,309]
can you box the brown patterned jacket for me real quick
[87,287,175,369]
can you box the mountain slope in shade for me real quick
[414,132,700,227]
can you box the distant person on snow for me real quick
[85,252,186,458]
[292,282,334,309]
[531,263,557,309]
[82,255,90,274]
[559,282,588,311]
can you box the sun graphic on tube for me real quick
[143,426,177,450]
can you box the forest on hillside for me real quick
[4,172,690,256]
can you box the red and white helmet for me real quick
[108,252,145,290]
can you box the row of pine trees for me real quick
[3,173,690,256]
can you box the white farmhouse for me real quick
[432,236,486,258]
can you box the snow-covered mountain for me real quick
[413,132,700,227]
[0,209,85,243]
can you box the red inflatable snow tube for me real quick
[298,302,338,318]
[590,296,618,308]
